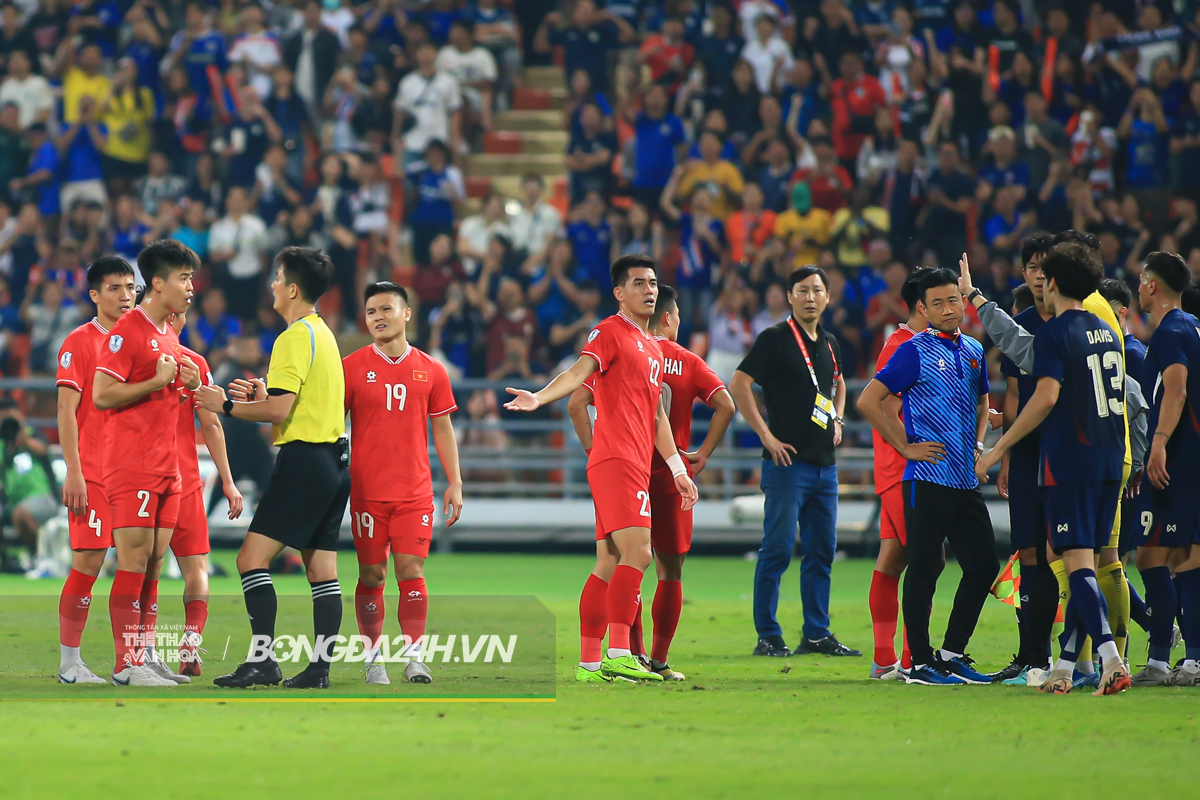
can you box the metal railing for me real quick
[2,375,1005,502]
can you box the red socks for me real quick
[139,579,159,657]
[606,565,643,652]
[397,578,427,647]
[630,598,646,657]
[110,570,145,672]
[651,579,683,665]
[184,599,209,638]
[59,568,97,648]
[355,580,386,651]
[579,574,608,664]
[869,570,900,666]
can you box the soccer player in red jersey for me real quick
[863,267,930,681]
[54,257,136,685]
[343,282,464,686]
[505,255,699,683]
[93,240,200,687]
[167,309,244,678]
[569,285,735,680]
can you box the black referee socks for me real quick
[310,579,343,669]
[241,569,277,654]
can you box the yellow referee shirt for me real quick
[266,313,345,445]
[1083,291,1132,469]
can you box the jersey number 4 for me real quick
[1085,352,1125,418]
[385,383,407,411]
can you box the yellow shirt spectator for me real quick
[773,183,831,266]
[829,205,890,269]
[677,159,744,221]
[101,87,156,165]
[63,67,111,124]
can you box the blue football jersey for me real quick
[1143,308,1200,470]
[875,330,990,490]
[999,305,1050,466]
[1031,310,1125,485]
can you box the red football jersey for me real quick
[580,312,664,471]
[176,345,214,495]
[95,306,184,480]
[344,343,457,503]
[872,323,918,494]
[56,318,112,484]
[650,336,725,483]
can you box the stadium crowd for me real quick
[0,0,1197,424]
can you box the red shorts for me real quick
[68,480,113,550]
[649,489,692,555]
[350,497,436,562]
[170,487,210,557]
[107,472,181,531]
[589,458,652,540]
[879,483,907,546]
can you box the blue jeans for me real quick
[753,459,838,641]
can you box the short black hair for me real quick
[1013,284,1034,313]
[139,239,200,286]
[650,284,678,328]
[1098,277,1132,309]
[610,254,656,288]
[276,246,333,302]
[363,280,409,305]
[87,256,135,293]
[788,266,829,292]
[1021,233,1054,267]
[1040,243,1102,301]
[901,266,935,311]
[918,268,960,303]
[1144,251,1191,294]
[1051,229,1101,252]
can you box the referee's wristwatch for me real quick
[966,288,984,307]
[223,398,235,418]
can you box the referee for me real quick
[198,247,350,690]
[857,268,999,686]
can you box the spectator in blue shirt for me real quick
[265,66,313,185]
[10,124,59,222]
[406,139,465,265]
[565,191,613,299]
[976,126,1031,206]
[1120,86,1171,235]
[662,168,726,339]
[56,98,109,219]
[109,194,148,262]
[536,0,635,94]
[1172,81,1200,201]
[224,87,281,189]
[565,102,616,205]
[629,83,687,211]
[984,186,1033,259]
[163,1,230,122]
[171,200,209,260]
[697,3,744,82]
[184,286,242,359]
[923,139,976,270]
[565,68,613,140]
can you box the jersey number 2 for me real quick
[136,490,150,519]
[1086,352,1124,418]
[636,490,651,517]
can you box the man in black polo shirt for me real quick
[731,266,862,658]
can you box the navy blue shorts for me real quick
[1137,477,1200,549]
[1006,458,1042,552]
[1118,492,1140,557]
[1045,480,1121,553]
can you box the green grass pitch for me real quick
[0,552,1196,798]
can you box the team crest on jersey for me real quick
[421,514,430,526]
[150,339,160,352]
[60,351,72,368]
[109,336,124,353]
[366,371,377,383]
[412,370,428,382]
[587,329,600,343]
[937,358,946,370]
[968,358,979,369]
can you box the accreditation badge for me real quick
[812,392,834,429]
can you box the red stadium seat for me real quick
[512,87,552,111]
[466,176,493,198]
[483,132,523,154]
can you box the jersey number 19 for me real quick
[385,383,407,412]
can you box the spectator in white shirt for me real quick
[393,41,462,164]
[511,173,562,263]
[741,15,793,94]
[0,51,53,130]
[208,186,270,320]
[457,192,512,277]
[229,4,283,101]
[437,19,498,134]
[751,281,790,337]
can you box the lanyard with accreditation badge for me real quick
[786,317,838,430]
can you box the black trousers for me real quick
[902,480,1000,667]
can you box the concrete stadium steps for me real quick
[523,65,564,90]
[495,110,565,132]
[483,130,570,155]
[467,152,566,178]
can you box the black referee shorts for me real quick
[250,440,351,552]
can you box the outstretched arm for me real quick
[198,407,244,519]
[503,355,597,411]
[959,254,1036,372]
[977,376,1058,480]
